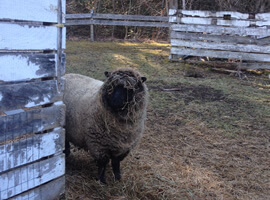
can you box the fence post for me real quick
[182,0,186,9]
[90,9,94,41]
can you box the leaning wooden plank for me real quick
[65,19,170,27]
[0,79,64,112]
[171,39,270,54]
[171,24,270,37]
[0,0,59,22]
[170,32,270,45]
[170,47,270,62]
[0,23,66,50]
[179,10,249,19]
[66,13,168,22]
[0,103,65,143]
[0,127,64,173]
[0,53,65,82]
[0,153,65,199]
[9,176,65,200]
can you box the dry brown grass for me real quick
[64,41,270,200]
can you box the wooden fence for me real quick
[65,11,169,41]
[0,0,66,199]
[169,9,270,70]
[65,12,169,27]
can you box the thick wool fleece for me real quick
[64,69,148,161]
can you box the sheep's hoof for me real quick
[96,176,107,185]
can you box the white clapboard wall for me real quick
[0,1,66,199]
[169,9,270,69]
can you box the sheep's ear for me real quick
[104,71,111,77]
[141,77,147,83]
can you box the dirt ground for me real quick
[64,41,270,200]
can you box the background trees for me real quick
[66,0,270,40]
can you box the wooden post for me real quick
[182,0,186,9]
[90,9,94,41]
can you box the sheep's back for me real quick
[64,73,103,148]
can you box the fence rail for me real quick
[169,9,270,70]
[65,12,169,27]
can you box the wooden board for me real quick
[172,9,250,19]
[0,0,66,23]
[170,32,270,45]
[0,79,64,112]
[171,24,270,37]
[9,176,65,200]
[0,154,65,199]
[170,47,270,62]
[65,19,169,27]
[169,56,270,70]
[256,13,270,20]
[171,39,270,54]
[0,53,65,82]
[66,13,168,22]
[0,128,64,173]
[0,23,66,51]
[0,103,65,143]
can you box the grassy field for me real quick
[65,41,270,200]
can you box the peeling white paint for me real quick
[25,97,50,108]
[0,0,59,23]
[54,101,63,106]
[0,55,42,82]
[38,125,45,132]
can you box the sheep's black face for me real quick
[106,85,134,110]
[102,69,147,113]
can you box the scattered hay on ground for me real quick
[65,41,270,200]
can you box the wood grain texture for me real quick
[0,53,65,82]
[0,154,65,199]
[169,56,270,70]
[0,79,64,112]
[0,0,59,22]
[0,23,66,50]
[66,13,168,21]
[9,176,65,200]
[179,10,249,19]
[256,13,270,20]
[171,39,270,54]
[171,47,270,62]
[171,24,270,37]
[170,32,270,45]
[0,128,65,173]
[0,103,65,143]
[65,19,169,27]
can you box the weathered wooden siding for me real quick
[169,9,270,70]
[0,1,66,199]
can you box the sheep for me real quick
[63,68,148,184]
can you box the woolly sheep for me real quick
[64,68,148,183]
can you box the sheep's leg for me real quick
[97,157,109,184]
[111,158,121,180]
[64,139,70,157]
[112,150,130,181]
